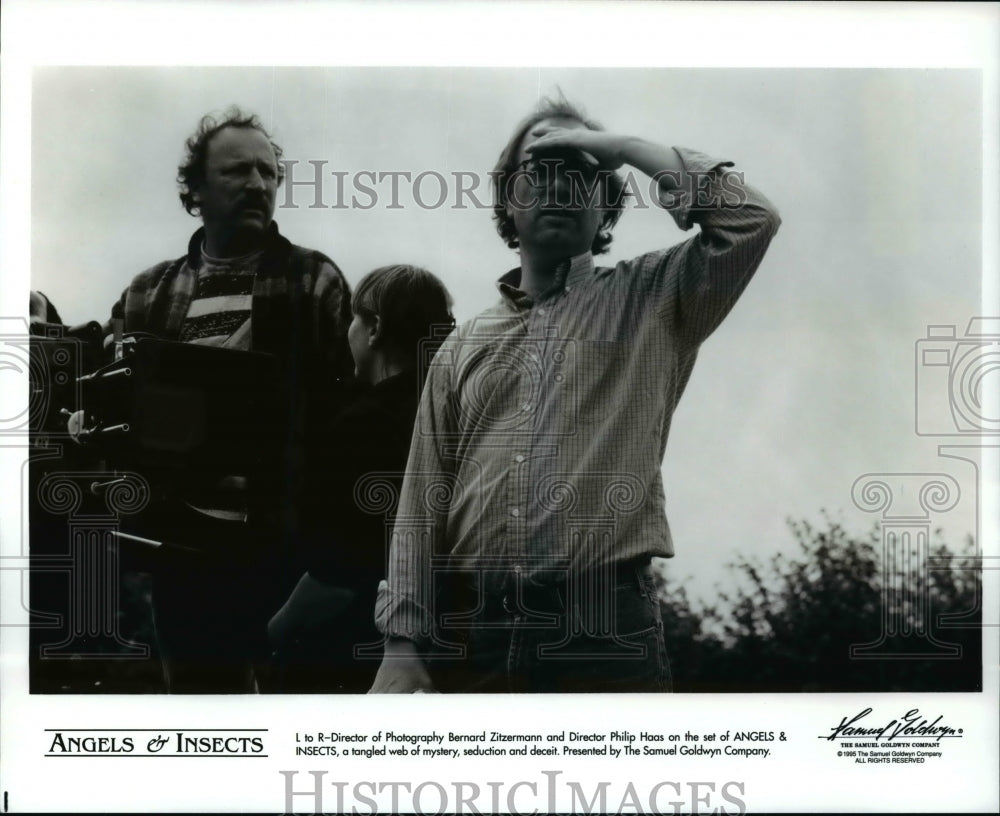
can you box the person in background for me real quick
[268,264,454,693]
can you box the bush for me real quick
[659,517,982,692]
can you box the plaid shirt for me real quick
[376,147,781,645]
[110,222,354,535]
[111,222,352,375]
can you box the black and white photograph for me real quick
[1,2,997,813]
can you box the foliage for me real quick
[659,517,983,693]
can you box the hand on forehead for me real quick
[522,119,600,166]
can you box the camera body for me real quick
[27,320,104,437]
[78,337,282,479]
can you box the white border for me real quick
[2,2,998,814]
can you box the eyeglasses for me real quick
[512,154,605,188]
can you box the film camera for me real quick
[66,335,287,559]
[75,335,282,482]
[28,320,104,438]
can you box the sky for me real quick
[24,65,988,600]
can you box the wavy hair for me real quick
[176,106,285,216]
[491,94,628,255]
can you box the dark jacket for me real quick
[287,369,422,692]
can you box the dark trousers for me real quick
[147,509,276,694]
[429,561,672,693]
[151,563,269,693]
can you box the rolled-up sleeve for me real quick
[651,146,781,348]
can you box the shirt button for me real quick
[522,403,532,412]
[510,508,520,518]
[537,308,546,316]
[513,565,522,574]
[515,454,525,463]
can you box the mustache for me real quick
[239,195,271,210]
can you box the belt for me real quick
[435,559,654,629]
[502,559,653,617]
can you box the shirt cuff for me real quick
[374,579,433,650]
[658,146,736,231]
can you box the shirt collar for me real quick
[186,221,282,269]
[496,251,595,308]
[200,243,266,267]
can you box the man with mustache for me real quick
[371,95,781,693]
[106,108,353,692]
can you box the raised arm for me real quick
[526,126,781,346]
